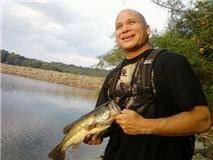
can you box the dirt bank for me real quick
[1,63,212,159]
[0,63,104,90]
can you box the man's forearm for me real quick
[149,106,211,136]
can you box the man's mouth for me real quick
[122,34,135,41]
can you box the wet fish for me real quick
[48,100,121,160]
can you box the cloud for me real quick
[2,0,169,67]
[2,1,115,67]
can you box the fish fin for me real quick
[86,123,97,131]
[48,145,65,160]
[63,123,74,134]
[71,143,81,150]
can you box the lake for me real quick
[1,73,108,160]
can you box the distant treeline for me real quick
[0,49,108,77]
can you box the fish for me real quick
[48,100,121,160]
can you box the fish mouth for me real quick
[111,100,121,113]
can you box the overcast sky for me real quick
[2,0,169,67]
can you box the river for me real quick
[1,73,107,160]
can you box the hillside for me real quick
[0,63,104,90]
[0,49,108,77]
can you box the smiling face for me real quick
[115,9,151,58]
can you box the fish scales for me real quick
[48,100,121,160]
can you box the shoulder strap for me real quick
[107,60,125,100]
[141,49,164,92]
[107,49,165,99]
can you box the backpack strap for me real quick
[107,60,125,100]
[107,49,165,100]
[141,49,165,94]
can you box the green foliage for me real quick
[151,0,213,113]
[96,0,213,113]
[0,49,108,77]
[96,44,124,68]
[175,0,213,58]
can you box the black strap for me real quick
[107,49,165,100]
[141,49,164,91]
[107,60,124,100]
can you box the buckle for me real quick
[144,87,151,93]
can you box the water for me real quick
[1,73,107,160]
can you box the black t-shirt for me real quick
[95,49,207,160]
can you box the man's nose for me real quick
[122,25,130,33]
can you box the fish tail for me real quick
[48,145,65,160]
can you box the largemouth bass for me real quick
[48,100,121,160]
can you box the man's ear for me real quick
[146,25,151,35]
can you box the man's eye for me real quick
[116,25,122,30]
[129,21,135,25]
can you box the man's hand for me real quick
[116,106,211,136]
[84,133,103,145]
[115,109,151,135]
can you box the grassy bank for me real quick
[0,63,104,90]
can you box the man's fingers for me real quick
[121,109,129,113]
[84,133,103,145]
[116,112,127,119]
[84,134,92,143]
[92,133,100,140]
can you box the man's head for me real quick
[115,9,151,58]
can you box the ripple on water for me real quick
[2,74,106,160]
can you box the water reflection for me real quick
[1,73,97,101]
[1,73,107,160]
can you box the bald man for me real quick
[84,9,211,160]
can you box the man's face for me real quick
[115,10,150,52]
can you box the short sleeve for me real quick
[156,53,207,111]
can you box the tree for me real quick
[1,49,10,62]
[1,50,108,77]
[96,0,213,113]
[151,0,213,112]
[151,0,213,57]
[96,44,124,69]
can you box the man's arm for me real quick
[115,106,211,136]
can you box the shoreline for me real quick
[0,63,104,90]
[1,63,212,159]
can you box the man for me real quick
[84,9,211,160]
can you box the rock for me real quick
[193,127,213,160]
[0,63,104,90]
[193,153,208,160]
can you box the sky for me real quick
[1,0,169,67]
